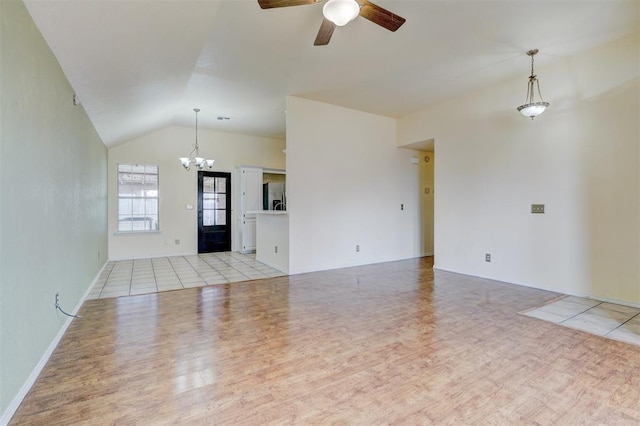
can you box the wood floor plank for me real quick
[9,257,640,424]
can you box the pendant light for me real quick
[179,108,215,171]
[517,49,550,119]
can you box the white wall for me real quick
[255,213,289,272]
[1,0,108,419]
[398,35,640,305]
[108,126,285,260]
[286,97,421,274]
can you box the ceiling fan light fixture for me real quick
[323,0,360,27]
[517,49,550,119]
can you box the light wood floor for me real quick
[10,257,640,424]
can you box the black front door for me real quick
[198,171,231,253]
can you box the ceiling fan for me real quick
[257,0,406,46]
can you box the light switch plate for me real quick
[185,204,194,210]
[531,204,545,214]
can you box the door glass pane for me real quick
[215,177,226,193]
[215,210,226,226]
[203,176,215,193]
[215,194,226,209]
[203,194,216,209]
[203,210,215,226]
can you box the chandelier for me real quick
[180,108,215,171]
[517,49,550,119]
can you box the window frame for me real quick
[116,163,160,234]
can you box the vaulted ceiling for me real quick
[24,0,638,147]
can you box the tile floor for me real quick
[521,295,640,346]
[88,252,286,300]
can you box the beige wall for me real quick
[108,126,285,259]
[420,152,435,256]
[398,34,640,305]
[0,0,108,419]
[286,97,422,274]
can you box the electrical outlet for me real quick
[401,204,404,210]
[356,245,360,253]
[485,253,491,262]
[98,251,101,260]
[275,245,278,253]
[175,238,180,245]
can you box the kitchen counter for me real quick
[253,211,288,273]
[248,210,287,215]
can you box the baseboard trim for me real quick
[0,261,108,426]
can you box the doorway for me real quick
[420,151,435,256]
[198,171,231,253]
[398,138,435,257]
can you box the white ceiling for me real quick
[24,0,638,148]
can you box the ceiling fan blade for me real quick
[258,0,319,9]
[314,18,336,46]
[359,0,406,32]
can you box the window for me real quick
[117,164,159,232]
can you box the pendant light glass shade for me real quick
[517,49,549,119]
[323,0,360,26]
[517,102,549,118]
